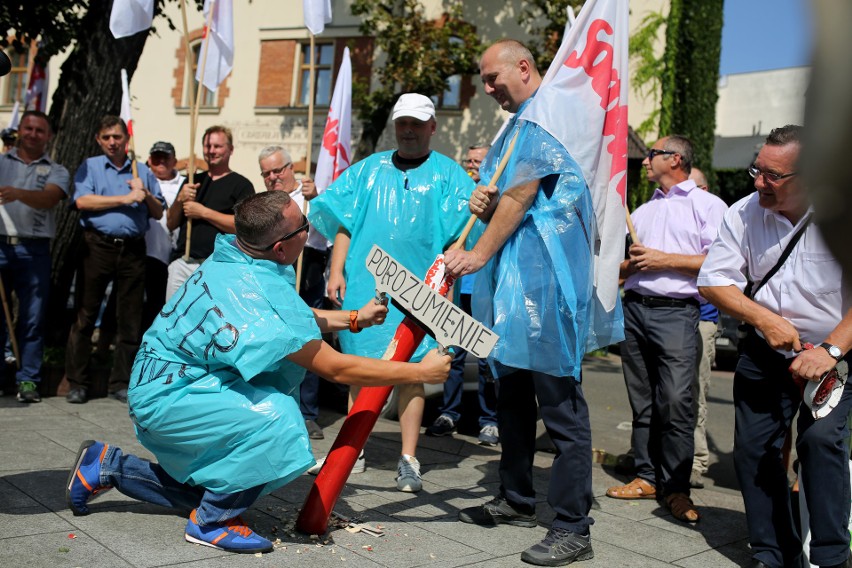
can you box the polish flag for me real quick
[109,0,155,39]
[196,0,234,92]
[522,0,629,314]
[120,69,134,137]
[314,47,352,193]
[24,60,48,112]
[303,0,332,35]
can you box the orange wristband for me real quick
[349,310,361,333]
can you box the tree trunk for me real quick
[45,0,149,346]
[353,104,393,163]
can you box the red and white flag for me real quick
[24,60,48,112]
[120,69,134,137]
[196,0,234,92]
[109,0,155,39]
[303,0,332,35]
[314,47,352,193]
[522,0,629,313]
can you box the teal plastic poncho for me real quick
[309,150,474,360]
[127,235,321,494]
[474,97,623,380]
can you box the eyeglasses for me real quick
[646,149,676,160]
[748,165,797,183]
[261,163,292,179]
[245,215,309,251]
[465,158,483,166]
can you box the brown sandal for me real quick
[665,492,700,523]
[606,477,656,499]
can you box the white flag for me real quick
[120,69,134,137]
[8,101,20,130]
[303,0,332,35]
[196,0,234,92]
[314,47,352,193]
[522,0,629,313]
[109,0,155,39]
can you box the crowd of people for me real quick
[1,38,849,568]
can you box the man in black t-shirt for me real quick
[165,125,254,299]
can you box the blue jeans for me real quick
[437,294,497,427]
[100,444,264,525]
[0,240,51,384]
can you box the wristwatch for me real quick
[820,342,844,362]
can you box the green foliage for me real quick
[628,10,666,139]
[715,168,753,206]
[0,1,203,59]
[659,0,724,182]
[351,0,483,155]
[515,0,585,71]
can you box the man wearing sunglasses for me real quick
[66,190,452,554]
[606,135,727,525]
[699,126,852,568]
[259,145,330,441]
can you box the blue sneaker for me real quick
[185,509,274,554]
[66,440,112,516]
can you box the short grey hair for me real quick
[258,145,291,163]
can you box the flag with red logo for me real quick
[120,69,134,137]
[196,0,234,92]
[303,0,332,35]
[109,0,155,39]
[24,59,48,112]
[522,0,628,313]
[314,47,352,193]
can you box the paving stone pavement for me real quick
[0,356,751,567]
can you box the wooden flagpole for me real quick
[295,33,318,293]
[182,0,215,260]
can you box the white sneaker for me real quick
[307,450,366,475]
[396,455,422,492]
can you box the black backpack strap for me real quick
[744,216,812,299]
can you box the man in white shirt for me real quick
[143,141,185,330]
[258,145,329,440]
[698,125,852,568]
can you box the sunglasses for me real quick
[245,214,309,251]
[646,149,676,160]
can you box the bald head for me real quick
[689,167,709,191]
[479,40,541,113]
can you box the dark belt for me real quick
[0,235,49,245]
[86,229,144,247]
[624,290,699,308]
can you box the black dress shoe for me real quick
[66,388,88,404]
[305,419,324,440]
[110,388,128,403]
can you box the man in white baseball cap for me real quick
[307,93,474,493]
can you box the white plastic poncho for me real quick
[474,96,624,380]
[127,235,321,494]
[309,150,474,361]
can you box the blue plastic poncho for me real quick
[473,96,622,380]
[127,235,321,494]
[309,150,474,360]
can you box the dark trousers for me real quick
[438,293,497,427]
[142,257,168,333]
[620,299,698,495]
[498,369,592,534]
[298,246,329,421]
[734,331,852,568]
[66,231,146,393]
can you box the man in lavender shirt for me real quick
[605,135,727,524]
